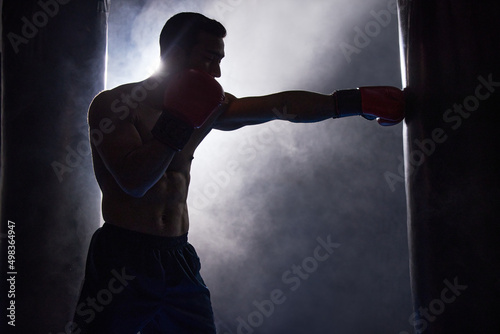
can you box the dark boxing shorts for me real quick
[72,223,216,334]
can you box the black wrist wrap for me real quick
[334,88,362,118]
[151,109,194,151]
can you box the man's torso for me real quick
[91,78,221,236]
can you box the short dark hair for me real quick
[159,12,226,59]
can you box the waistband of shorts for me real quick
[101,222,188,249]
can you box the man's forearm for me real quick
[113,139,176,198]
[275,91,336,123]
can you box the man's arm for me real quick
[89,91,177,198]
[214,87,405,130]
[214,91,336,131]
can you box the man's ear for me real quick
[166,45,188,66]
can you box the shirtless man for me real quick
[72,12,404,334]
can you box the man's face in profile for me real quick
[184,31,225,78]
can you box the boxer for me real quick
[73,12,404,334]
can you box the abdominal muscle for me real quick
[97,152,193,237]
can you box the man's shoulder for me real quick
[91,83,137,106]
[89,82,143,119]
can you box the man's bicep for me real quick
[214,93,280,131]
[88,98,143,175]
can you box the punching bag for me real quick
[398,1,500,333]
[1,0,108,332]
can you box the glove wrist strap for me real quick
[332,89,362,118]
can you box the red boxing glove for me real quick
[152,69,225,150]
[163,69,225,128]
[332,86,405,126]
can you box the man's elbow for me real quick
[123,187,148,198]
[213,123,245,131]
[115,177,150,198]
[214,119,266,131]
